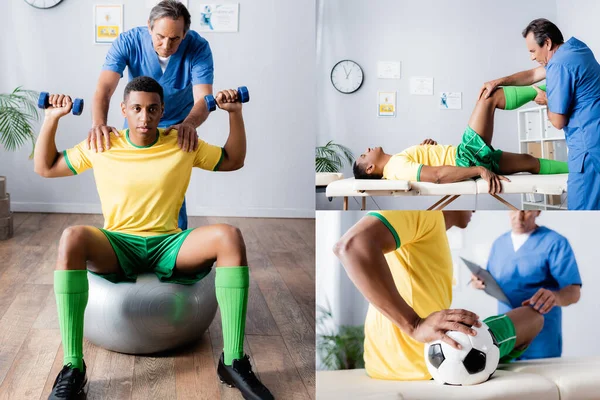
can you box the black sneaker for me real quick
[217,353,274,400]
[48,361,87,400]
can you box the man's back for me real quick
[64,129,222,236]
[547,37,600,168]
[363,211,453,380]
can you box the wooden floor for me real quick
[0,213,315,400]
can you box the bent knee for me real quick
[59,226,91,249]
[215,224,245,249]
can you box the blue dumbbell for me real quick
[204,86,249,112]
[38,92,84,116]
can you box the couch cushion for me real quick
[317,368,559,400]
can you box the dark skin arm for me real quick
[333,215,481,349]
[212,89,246,171]
[420,165,510,194]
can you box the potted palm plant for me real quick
[0,86,40,240]
[315,140,354,187]
[317,306,365,370]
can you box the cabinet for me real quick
[517,106,568,209]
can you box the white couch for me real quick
[317,357,600,400]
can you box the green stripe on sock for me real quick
[539,158,569,174]
[54,270,88,371]
[216,266,249,366]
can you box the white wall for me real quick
[0,0,315,218]
[316,0,557,210]
[316,211,600,361]
[556,0,600,56]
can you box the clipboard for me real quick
[460,257,511,306]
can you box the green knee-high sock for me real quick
[539,158,569,174]
[503,84,547,110]
[215,266,249,366]
[54,270,88,371]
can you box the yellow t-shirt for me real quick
[64,129,223,236]
[382,145,457,181]
[363,211,453,380]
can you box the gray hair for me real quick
[149,0,191,33]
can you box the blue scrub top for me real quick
[486,226,581,359]
[546,37,600,173]
[102,26,214,127]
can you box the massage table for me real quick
[316,356,600,399]
[325,174,568,210]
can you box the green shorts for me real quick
[455,126,503,173]
[94,229,211,285]
[484,314,527,363]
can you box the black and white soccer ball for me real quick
[424,321,500,385]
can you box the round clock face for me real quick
[24,0,63,9]
[331,60,364,94]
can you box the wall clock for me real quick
[331,60,364,94]
[24,0,63,9]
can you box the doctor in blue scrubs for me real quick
[89,0,214,229]
[472,211,582,359]
[481,18,600,209]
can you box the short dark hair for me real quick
[124,76,164,103]
[522,18,564,47]
[353,160,382,180]
[149,0,191,33]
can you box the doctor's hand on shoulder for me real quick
[522,288,556,314]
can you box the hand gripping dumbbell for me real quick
[38,92,84,116]
[204,86,249,112]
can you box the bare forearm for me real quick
[498,67,544,86]
[433,166,483,184]
[222,111,246,168]
[555,285,581,306]
[182,100,210,128]
[334,240,419,334]
[34,116,60,175]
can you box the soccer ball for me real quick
[424,321,500,385]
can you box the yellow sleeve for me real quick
[366,211,443,250]
[383,153,423,181]
[63,139,92,175]
[193,139,224,171]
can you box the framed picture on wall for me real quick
[378,91,396,117]
[197,4,240,32]
[94,4,123,45]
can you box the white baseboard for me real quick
[10,202,315,219]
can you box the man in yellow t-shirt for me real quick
[334,211,544,381]
[353,86,569,194]
[35,77,273,400]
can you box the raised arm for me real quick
[89,70,121,152]
[166,83,213,152]
[214,89,246,171]
[333,215,480,349]
[34,95,77,178]
[481,66,546,98]
[420,165,509,194]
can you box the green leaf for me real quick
[0,87,40,156]
[315,140,355,173]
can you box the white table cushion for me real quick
[500,357,600,400]
[476,174,568,195]
[325,178,478,197]
[316,172,344,187]
[317,368,559,400]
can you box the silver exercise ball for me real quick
[83,269,217,355]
